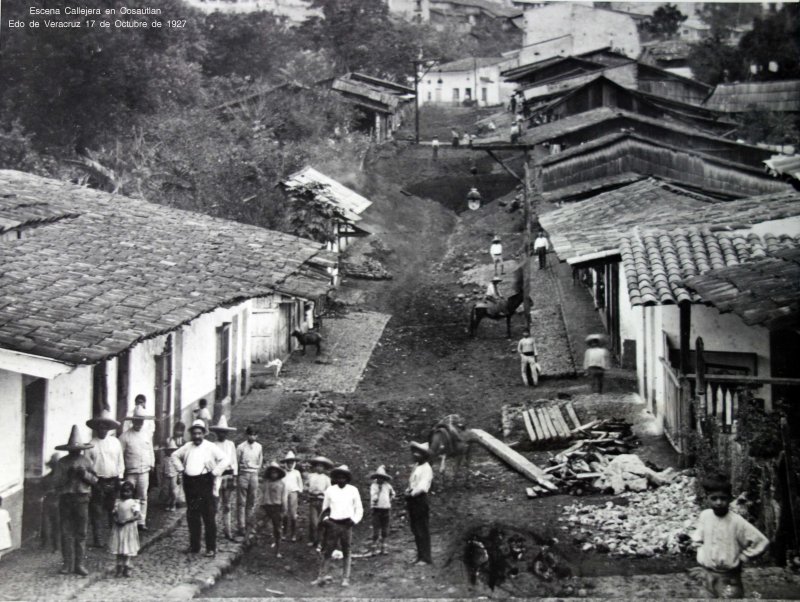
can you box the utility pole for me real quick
[411,57,439,145]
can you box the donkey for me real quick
[468,265,530,338]
[429,415,475,485]
[291,330,322,355]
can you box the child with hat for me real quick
[281,451,303,542]
[369,465,395,556]
[210,416,238,540]
[261,462,287,558]
[53,425,98,576]
[109,480,141,577]
[313,465,363,587]
[306,456,333,549]
[160,439,180,511]
[490,235,504,276]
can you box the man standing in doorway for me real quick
[172,419,228,557]
[119,405,155,531]
[405,441,433,566]
[534,231,549,270]
[85,409,123,547]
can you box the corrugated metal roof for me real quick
[704,80,800,113]
[0,170,332,364]
[282,167,372,222]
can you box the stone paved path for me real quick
[275,311,391,394]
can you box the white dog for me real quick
[265,358,283,379]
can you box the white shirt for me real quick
[322,484,363,524]
[584,347,610,370]
[490,242,503,256]
[236,441,263,473]
[283,468,304,494]
[370,481,395,509]
[408,462,433,496]
[534,236,548,251]
[692,509,769,571]
[307,473,331,497]
[85,436,124,479]
[194,407,212,426]
[119,428,155,474]
[215,439,238,476]
[172,439,228,477]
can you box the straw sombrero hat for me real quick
[492,235,501,242]
[265,461,286,479]
[188,419,207,433]
[330,464,352,481]
[86,408,120,431]
[281,450,297,464]
[124,405,155,421]
[585,333,607,344]
[309,456,334,468]
[410,441,431,456]
[369,465,392,481]
[166,438,179,451]
[55,425,94,451]
[209,415,236,433]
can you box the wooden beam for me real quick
[484,149,523,184]
[529,409,545,440]
[522,408,538,442]
[679,301,691,375]
[685,374,800,386]
[0,348,75,379]
[565,402,581,430]
[538,408,557,439]
[547,406,569,438]
[470,428,558,490]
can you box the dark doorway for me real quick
[22,378,46,544]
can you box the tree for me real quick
[736,107,800,147]
[641,4,687,39]
[738,4,800,81]
[687,38,745,85]
[697,3,763,40]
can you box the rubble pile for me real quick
[560,474,699,557]
[341,258,393,280]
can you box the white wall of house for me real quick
[750,216,800,239]
[387,0,430,21]
[420,64,514,107]
[45,365,94,459]
[0,368,24,549]
[522,4,641,60]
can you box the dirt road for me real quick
[201,147,800,600]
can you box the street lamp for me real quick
[467,187,482,211]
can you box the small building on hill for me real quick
[420,57,516,107]
[331,73,416,142]
[429,0,522,32]
[0,170,334,549]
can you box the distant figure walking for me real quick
[490,236,503,275]
[451,128,460,148]
[431,137,440,160]
[583,335,610,393]
[517,330,540,387]
[533,231,549,269]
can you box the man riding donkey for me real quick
[470,264,528,338]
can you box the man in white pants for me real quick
[119,405,155,531]
[518,330,540,386]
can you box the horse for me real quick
[429,415,475,484]
[468,265,529,338]
[291,330,322,355]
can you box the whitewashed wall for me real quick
[45,365,93,461]
[420,64,511,107]
[0,369,24,492]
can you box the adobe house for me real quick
[0,170,334,549]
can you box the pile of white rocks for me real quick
[560,473,699,557]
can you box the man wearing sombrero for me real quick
[119,405,155,531]
[405,441,434,565]
[172,419,229,557]
[84,409,124,548]
[209,416,238,541]
[313,465,363,587]
[53,425,98,576]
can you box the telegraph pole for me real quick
[522,149,532,329]
[410,57,439,145]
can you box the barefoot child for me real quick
[261,462,287,559]
[691,472,769,598]
[281,451,303,542]
[110,481,141,577]
[369,465,395,555]
[306,456,333,549]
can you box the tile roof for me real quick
[539,178,718,262]
[681,248,800,330]
[620,229,800,307]
[0,170,334,364]
[435,57,507,73]
[704,80,800,113]
[0,193,79,234]
[432,0,522,19]
[281,167,372,222]
[540,173,646,203]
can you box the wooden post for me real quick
[679,377,692,468]
[522,149,532,330]
[679,301,691,375]
[696,336,706,419]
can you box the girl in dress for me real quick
[110,481,141,577]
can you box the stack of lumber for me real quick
[521,402,583,443]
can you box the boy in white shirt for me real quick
[489,236,503,275]
[369,465,395,556]
[306,456,333,549]
[312,465,363,587]
[691,472,768,598]
[281,451,304,542]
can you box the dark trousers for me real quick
[183,473,216,553]
[588,366,605,393]
[59,493,89,569]
[372,508,390,541]
[537,247,547,269]
[406,494,431,563]
[89,477,118,544]
[262,504,282,551]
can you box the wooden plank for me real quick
[543,408,559,439]
[470,428,558,490]
[572,418,601,434]
[537,408,555,439]
[525,487,538,498]
[575,472,601,479]
[522,408,538,442]
[547,406,568,438]
[553,406,573,438]
[565,402,582,430]
[544,463,567,473]
[529,409,545,440]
